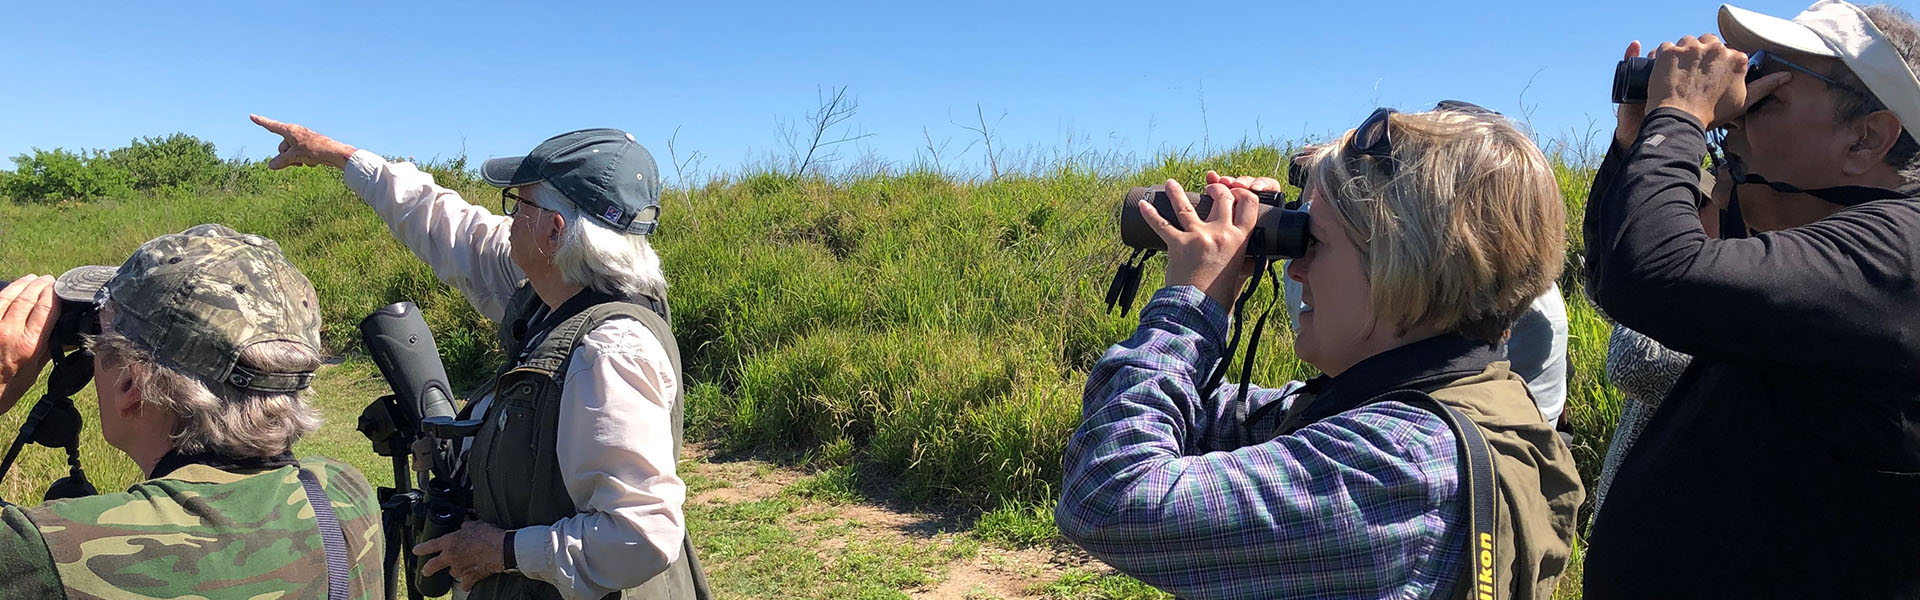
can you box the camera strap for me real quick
[297,466,352,600]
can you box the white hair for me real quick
[527,182,669,299]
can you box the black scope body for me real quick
[1613,56,1654,104]
[1118,185,1311,259]
[358,302,458,429]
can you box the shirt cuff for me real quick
[1643,106,1706,135]
[342,149,387,200]
[1139,285,1232,347]
[511,523,556,578]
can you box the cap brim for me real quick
[54,265,116,304]
[1720,4,1838,57]
[480,155,545,186]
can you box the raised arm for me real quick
[252,116,524,320]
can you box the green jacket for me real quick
[0,456,384,600]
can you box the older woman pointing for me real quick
[253,115,708,600]
[1058,106,1584,600]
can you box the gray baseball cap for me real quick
[64,224,323,393]
[480,128,663,235]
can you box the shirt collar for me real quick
[149,449,296,480]
[1286,333,1503,430]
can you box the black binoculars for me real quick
[1117,185,1312,259]
[0,266,114,350]
[1613,56,1656,104]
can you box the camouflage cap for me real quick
[85,224,323,393]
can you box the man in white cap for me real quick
[1582,1,1920,597]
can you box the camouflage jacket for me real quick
[0,456,385,600]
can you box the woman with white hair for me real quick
[253,116,707,600]
[1058,106,1584,599]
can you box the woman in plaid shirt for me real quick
[1058,106,1582,600]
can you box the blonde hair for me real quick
[1305,109,1566,343]
[89,320,322,458]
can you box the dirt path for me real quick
[679,443,1128,599]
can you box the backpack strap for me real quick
[1370,389,1500,600]
[295,464,350,600]
[517,297,671,377]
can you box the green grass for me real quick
[0,141,1620,597]
[686,494,980,599]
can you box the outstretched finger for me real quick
[1625,40,1642,60]
[250,114,294,135]
[1164,179,1204,231]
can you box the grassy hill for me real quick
[0,137,1617,598]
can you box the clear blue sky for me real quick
[2,0,1818,181]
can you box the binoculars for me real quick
[1117,185,1312,259]
[0,266,114,350]
[1613,56,1655,104]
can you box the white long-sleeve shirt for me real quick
[344,150,684,599]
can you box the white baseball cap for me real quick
[1720,0,1920,137]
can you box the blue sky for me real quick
[2,0,1817,181]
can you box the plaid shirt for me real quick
[1057,286,1467,600]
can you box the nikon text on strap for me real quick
[1371,389,1500,600]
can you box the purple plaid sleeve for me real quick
[1057,286,1468,600]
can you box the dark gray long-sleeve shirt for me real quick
[1583,108,1920,599]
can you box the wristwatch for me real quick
[502,529,519,574]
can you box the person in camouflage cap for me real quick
[0,224,385,599]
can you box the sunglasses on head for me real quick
[1286,100,1501,189]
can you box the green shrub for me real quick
[98,133,226,190]
[1,148,126,202]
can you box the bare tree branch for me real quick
[665,125,703,228]
[955,104,1007,180]
[778,86,875,177]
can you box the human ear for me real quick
[1841,110,1904,177]
[543,212,567,254]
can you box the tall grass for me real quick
[0,137,1622,523]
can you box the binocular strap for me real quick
[297,467,352,600]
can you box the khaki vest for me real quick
[1422,363,1584,600]
[465,285,710,600]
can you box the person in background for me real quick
[1581,2,1920,596]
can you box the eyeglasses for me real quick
[1747,50,1870,98]
[502,188,544,216]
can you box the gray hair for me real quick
[527,182,669,299]
[88,312,322,458]
[1831,4,1920,182]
